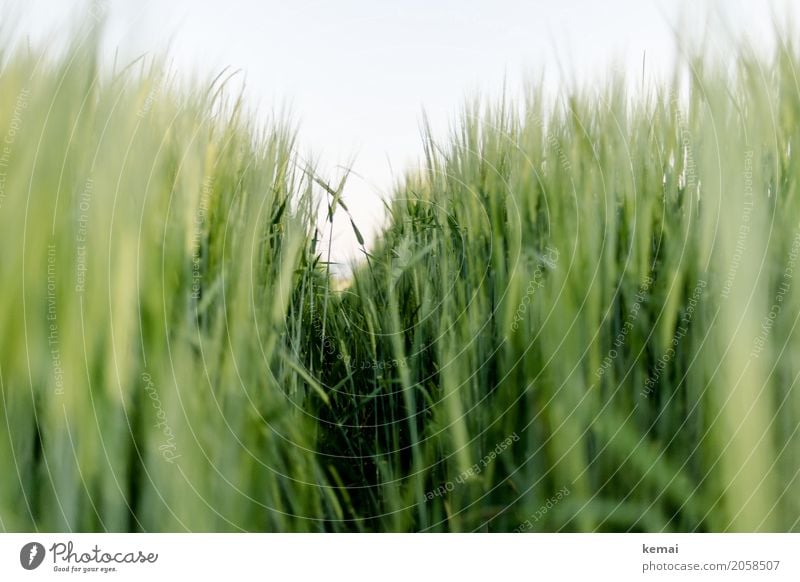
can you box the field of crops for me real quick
[1,29,799,532]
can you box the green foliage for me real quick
[0,32,334,532]
[307,46,800,532]
[1,30,799,532]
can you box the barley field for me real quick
[1,27,799,532]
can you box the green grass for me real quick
[1,28,799,532]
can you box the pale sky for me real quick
[1,0,796,267]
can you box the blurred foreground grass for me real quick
[1,30,799,531]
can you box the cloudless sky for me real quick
[1,0,796,267]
